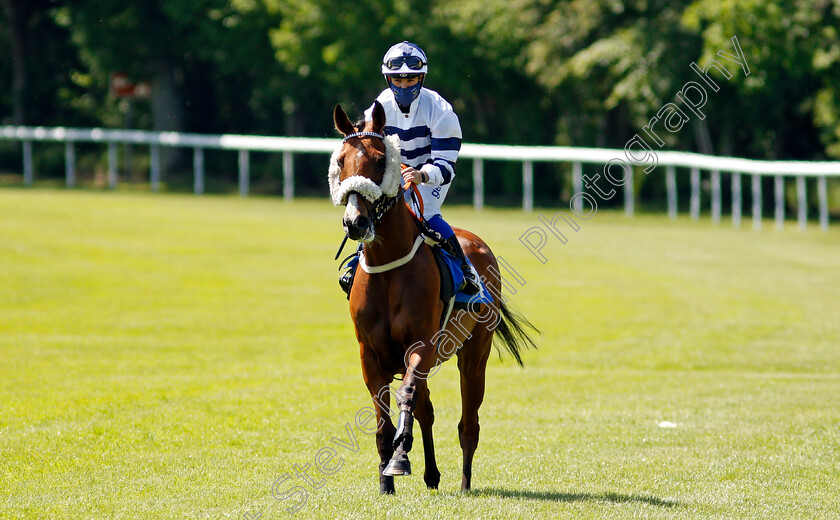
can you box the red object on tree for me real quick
[110,72,150,98]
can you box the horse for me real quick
[330,100,538,494]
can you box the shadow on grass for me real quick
[466,487,679,508]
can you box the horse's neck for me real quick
[363,199,420,267]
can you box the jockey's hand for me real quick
[401,166,427,185]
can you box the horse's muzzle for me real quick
[344,215,374,242]
[343,193,375,242]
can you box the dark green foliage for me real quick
[1,0,839,202]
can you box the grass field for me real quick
[1,188,838,519]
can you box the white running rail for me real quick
[1,125,837,231]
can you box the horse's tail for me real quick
[492,299,539,366]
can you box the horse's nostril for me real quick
[343,216,370,240]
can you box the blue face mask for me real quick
[389,82,422,108]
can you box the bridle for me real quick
[341,131,403,226]
[334,129,429,264]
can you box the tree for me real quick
[59,0,285,131]
[0,0,90,127]
[0,0,26,124]
[56,0,285,177]
[683,0,832,160]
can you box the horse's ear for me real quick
[334,104,354,136]
[371,101,386,134]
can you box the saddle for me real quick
[427,237,493,334]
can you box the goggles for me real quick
[384,55,426,71]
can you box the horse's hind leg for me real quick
[456,332,492,491]
[415,383,441,489]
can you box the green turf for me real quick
[1,189,838,519]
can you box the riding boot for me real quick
[444,236,481,295]
[338,245,362,298]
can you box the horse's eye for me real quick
[377,156,386,171]
[337,158,344,168]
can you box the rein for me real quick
[403,178,424,219]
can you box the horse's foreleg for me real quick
[362,355,397,494]
[373,393,398,494]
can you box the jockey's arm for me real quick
[419,108,461,187]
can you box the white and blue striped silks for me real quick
[365,87,462,218]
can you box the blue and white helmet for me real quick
[381,41,428,77]
[381,41,427,108]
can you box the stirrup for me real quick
[460,264,481,295]
[338,249,361,299]
[338,270,353,297]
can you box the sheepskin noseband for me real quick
[328,133,402,206]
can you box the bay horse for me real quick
[330,100,538,494]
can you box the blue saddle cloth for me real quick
[435,248,494,307]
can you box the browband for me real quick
[342,131,385,142]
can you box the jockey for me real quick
[339,40,481,297]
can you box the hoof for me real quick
[424,471,440,489]
[382,453,411,476]
[379,477,395,495]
